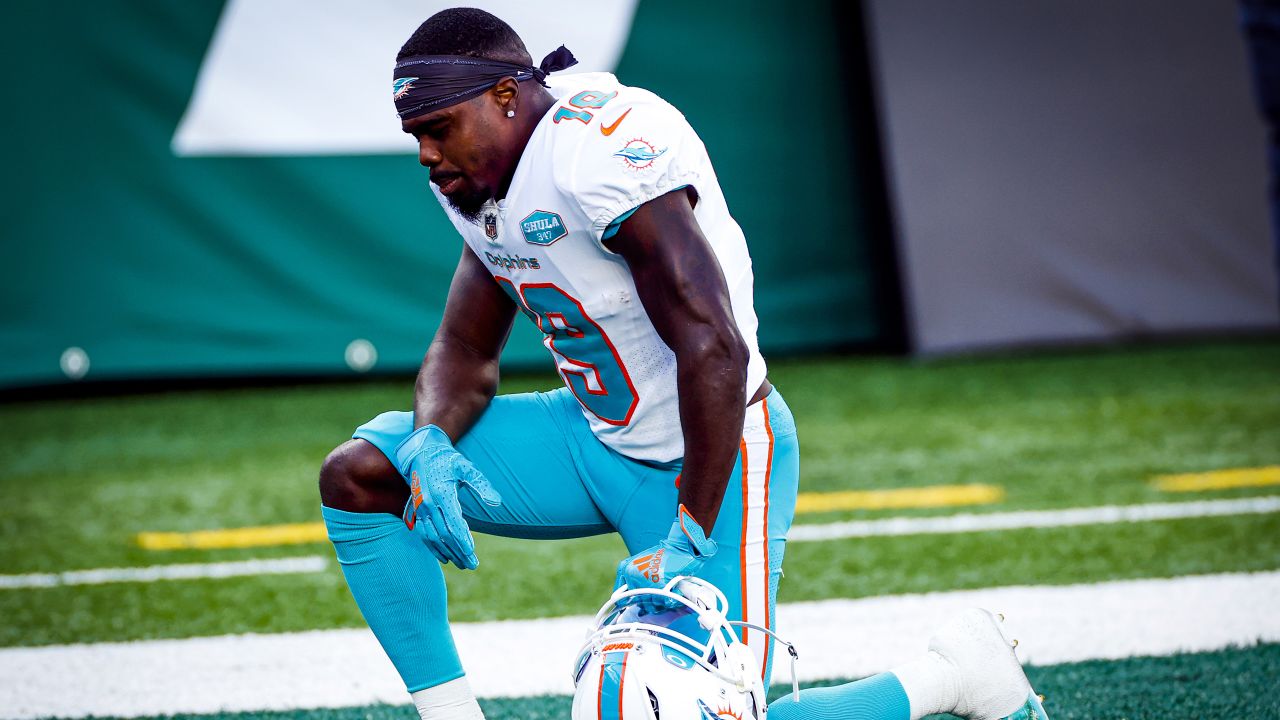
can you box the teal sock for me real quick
[768,673,911,720]
[322,505,463,692]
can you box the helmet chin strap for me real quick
[726,621,802,702]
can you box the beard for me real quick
[445,181,492,223]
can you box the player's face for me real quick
[404,93,517,221]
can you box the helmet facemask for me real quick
[571,577,798,720]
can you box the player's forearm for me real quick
[412,335,500,441]
[673,326,749,533]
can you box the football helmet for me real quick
[570,576,797,720]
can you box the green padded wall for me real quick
[0,1,884,389]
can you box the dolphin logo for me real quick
[614,144,666,165]
[392,77,418,100]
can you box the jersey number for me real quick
[553,90,619,125]
[497,279,639,426]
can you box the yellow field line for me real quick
[137,523,328,551]
[1152,466,1280,493]
[795,484,1005,513]
[138,484,1006,551]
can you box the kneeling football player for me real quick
[320,9,794,719]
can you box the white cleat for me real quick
[928,608,1049,720]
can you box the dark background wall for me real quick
[866,0,1280,353]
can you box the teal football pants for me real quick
[331,386,798,692]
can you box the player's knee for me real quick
[318,439,405,513]
[317,441,361,504]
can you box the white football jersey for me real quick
[433,72,766,463]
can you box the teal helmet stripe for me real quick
[599,650,628,720]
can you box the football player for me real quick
[573,577,1049,720]
[320,10,792,718]
[317,8,1035,720]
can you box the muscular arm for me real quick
[606,188,749,532]
[413,247,518,439]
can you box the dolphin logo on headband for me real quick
[392,77,418,101]
[392,45,578,120]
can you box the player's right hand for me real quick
[394,424,502,570]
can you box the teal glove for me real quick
[394,424,502,570]
[615,504,718,601]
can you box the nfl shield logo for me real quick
[483,211,499,241]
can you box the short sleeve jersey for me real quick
[433,72,766,464]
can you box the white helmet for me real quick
[570,577,798,720]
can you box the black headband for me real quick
[392,45,578,120]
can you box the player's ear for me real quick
[491,77,520,115]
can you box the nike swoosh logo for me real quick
[600,108,631,136]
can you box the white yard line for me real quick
[1,571,1277,719]
[0,556,328,589]
[6,496,1275,591]
[788,495,1280,541]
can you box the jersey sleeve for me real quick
[560,94,708,245]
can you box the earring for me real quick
[506,110,515,118]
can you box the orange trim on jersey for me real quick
[738,436,750,647]
[760,398,776,682]
[519,281,641,427]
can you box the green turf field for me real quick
[2,340,1277,644]
[2,340,1279,718]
